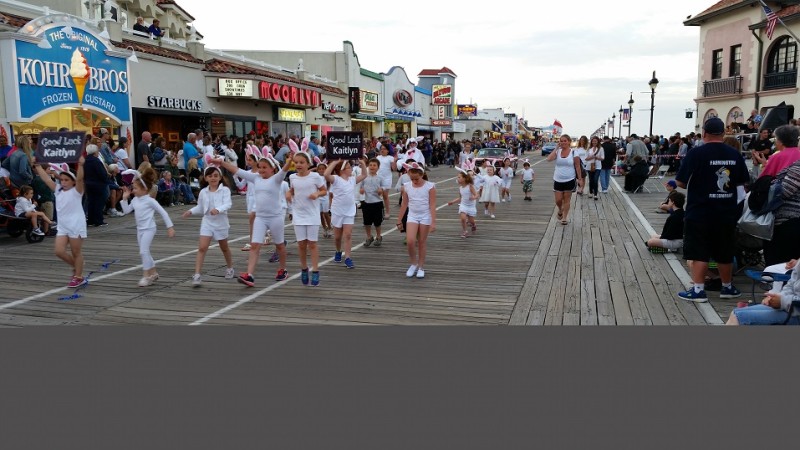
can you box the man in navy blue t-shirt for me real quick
[675,117,749,302]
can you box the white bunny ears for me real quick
[121,169,149,191]
[49,162,76,180]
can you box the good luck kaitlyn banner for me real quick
[35,131,85,163]
[325,132,364,160]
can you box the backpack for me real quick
[747,175,775,214]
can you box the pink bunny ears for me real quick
[245,144,263,160]
[121,169,149,190]
[459,159,475,172]
[204,153,223,168]
[49,162,76,180]
[403,161,424,171]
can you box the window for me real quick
[768,37,798,73]
[729,45,742,76]
[712,49,723,79]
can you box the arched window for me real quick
[767,36,797,74]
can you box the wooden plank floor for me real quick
[0,155,721,326]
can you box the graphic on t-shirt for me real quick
[715,167,730,193]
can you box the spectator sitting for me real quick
[726,259,800,325]
[624,155,649,192]
[157,171,177,206]
[657,180,678,213]
[148,19,165,38]
[646,191,685,253]
[133,17,149,34]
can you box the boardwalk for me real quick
[0,155,726,325]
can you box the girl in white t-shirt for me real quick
[375,147,396,218]
[182,166,234,286]
[324,159,368,269]
[499,158,515,202]
[446,170,478,238]
[397,162,436,279]
[220,156,292,287]
[479,166,502,219]
[34,160,87,288]
[315,163,332,237]
[120,168,176,287]
[235,147,260,251]
[288,152,328,286]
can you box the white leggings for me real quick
[138,227,157,270]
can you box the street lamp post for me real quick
[611,113,616,138]
[627,93,634,137]
[648,71,659,137]
[618,105,623,140]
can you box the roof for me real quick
[360,68,384,81]
[686,0,800,27]
[417,67,457,78]
[0,11,29,28]
[203,59,347,95]
[156,0,196,21]
[114,39,203,64]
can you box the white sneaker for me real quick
[32,228,44,236]
[138,276,153,287]
[501,199,506,203]
[491,214,496,219]
[225,268,235,279]
[406,265,418,277]
[192,274,202,286]
[241,243,251,251]
[416,268,425,279]
[484,209,489,216]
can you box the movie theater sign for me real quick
[258,81,321,108]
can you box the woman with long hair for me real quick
[546,134,582,225]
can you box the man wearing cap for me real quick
[658,180,678,213]
[675,117,749,302]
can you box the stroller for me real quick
[734,227,765,274]
[0,181,46,244]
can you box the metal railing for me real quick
[702,76,744,97]
[763,70,798,90]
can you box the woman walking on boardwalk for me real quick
[546,134,583,225]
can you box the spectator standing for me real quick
[137,131,153,165]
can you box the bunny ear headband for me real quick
[49,162,76,180]
[288,139,300,155]
[402,161,423,171]
[301,137,310,153]
[455,167,468,175]
[121,169,149,191]
[203,153,224,168]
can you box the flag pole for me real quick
[759,0,800,43]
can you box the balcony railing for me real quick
[763,70,798,90]
[702,76,744,97]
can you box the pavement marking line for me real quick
[0,236,250,311]
[190,186,457,326]
[611,177,724,325]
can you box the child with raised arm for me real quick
[120,168,176,287]
[447,170,478,238]
[236,148,259,251]
[361,158,385,246]
[288,152,328,286]
[518,161,535,201]
[15,184,54,236]
[324,158,368,268]
[397,162,436,279]
[219,155,291,287]
[34,160,85,287]
[182,166,234,286]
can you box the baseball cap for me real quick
[703,117,725,135]
[665,180,677,188]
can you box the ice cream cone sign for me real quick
[69,49,90,105]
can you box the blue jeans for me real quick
[178,182,195,202]
[733,305,799,325]
[599,169,611,192]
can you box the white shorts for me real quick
[294,224,320,242]
[659,239,683,251]
[56,223,87,239]
[458,206,477,217]
[200,224,229,241]
[331,214,355,228]
[319,195,330,213]
[502,179,512,189]
[246,195,256,214]
[407,214,432,226]
[252,216,284,245]
[379,175,392,189]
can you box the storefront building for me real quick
[307,95,349,138]
[349,85,383,140]
[0,13,133,144]
[382,66,421,142]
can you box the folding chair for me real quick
[743,268,791,304]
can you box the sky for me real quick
[190,0,710,138]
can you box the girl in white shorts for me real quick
[182,166,234,286]
[376,146,396,218]
[324,159,368,269]
[499,158,515,202]
[288,152,328,286]
[35,160,88,288]
[235,147,259,251]
[315,163,332,237]
[397,162,436,279]
[447,170,478,238]
[220,156,291,287]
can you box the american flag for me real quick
[622,109,630,121]
[762,2,778,40]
